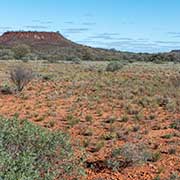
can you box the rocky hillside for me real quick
[0,31,76,47]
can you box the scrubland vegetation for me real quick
[0,60,180,180]
[1,43,180,63]
[0,116,84,180]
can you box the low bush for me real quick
[106,61,125,72]
[0,82,12,94]
[12,44,31,60]
[106,143,159,171]
[0,49,14,60]
[22,53,38,62]
[71,57,82,64]
[10,65,34,92]
[41,74,54,81]
[167,172,180,180]
[170,119,180,130]
[118,143,152,165]
[0,116,84,180]
[66,56,82,64]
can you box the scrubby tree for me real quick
[10,65,34,91]
[106,61,125,72]
[12,44,31,59]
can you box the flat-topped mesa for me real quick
[0,31,74,47]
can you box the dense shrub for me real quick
[106,143,159,171]
[119,143,151,164]
[0,49,14,60]
[0,82,12,94]
[82,49,94,61]
[22,53,38,62]
[12,44,31,59]
[170,119,180,130]
[47,59,59,63]
[166,172,180,180]
[169,75,180,88]
[0,116,84,180]
[106,61,125,72]
[10,65,34,91]
[70,57,82,64]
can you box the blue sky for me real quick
[0,0,180,53]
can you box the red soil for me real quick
[0,64,180,180]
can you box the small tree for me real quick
[12,44,31,59]
[10,66,34,92]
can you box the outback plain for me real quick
[0,58,179,180]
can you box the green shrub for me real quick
[0,49,14,60]
[66,56,82,64]
[106,61,124,72]
[102,132,117,140]
[167,172,180,180]
[47,58,59,63]
[12,44,31,60]
[71,57,82,64]
[0,116,84,180]
[66,114,80,127]
[85,115,93,122]
[41,74,54,81]
[22,53,38,62]
[106,143,156,171]
[118,143,152,165]
[0,82,12,94]
[91,141,105,152]
[170,119,180,130]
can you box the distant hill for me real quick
[0,31,134,61]
[0,31,76,48]
[171,50,180,53]
[0,31,180,62]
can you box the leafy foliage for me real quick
[12,44,31,59]
[0,116,84,180]
[0,82,12,95]
[0,49,14,60]
[106,61,125,72]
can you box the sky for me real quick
[0,0,180,53]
